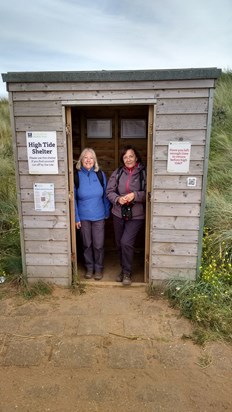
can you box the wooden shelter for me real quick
[2,68,221,286]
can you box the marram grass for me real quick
[0,98,22,276]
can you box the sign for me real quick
[26,131,58,174]
[87,119,112,138]
[34,183,55,212]
[121,119,146,138]
[167,141,191,173]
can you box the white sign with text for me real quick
[26,131,58,174]
[167,141,191,173]
[34,183,55,211]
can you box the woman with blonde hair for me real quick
[74,148,110,280]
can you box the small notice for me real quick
[121,119,146,138]
[187,177,197,187]
[34,183,55,212]
[167,141,191,173]
[26,131,58,174]
[87,119,112,138]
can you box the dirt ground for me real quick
[0,283,232,412]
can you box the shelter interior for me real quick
[71,105,149,283]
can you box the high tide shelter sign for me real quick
[26,131,58,174]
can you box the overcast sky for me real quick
[0,0,231,96]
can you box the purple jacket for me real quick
[106,163,146,220]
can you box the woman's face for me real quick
[123,149,137,168]
[82,151,95,170]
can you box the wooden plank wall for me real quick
[11,95,70,285]
[152,89,210,280]
[8,78,214,284]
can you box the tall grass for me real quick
[0,98,22,276]
[205,71,232,262]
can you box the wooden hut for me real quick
[2,68,221,286]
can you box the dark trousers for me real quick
[80,220,105,272]
[113,215,144,276]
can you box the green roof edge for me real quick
[2,68,221,83]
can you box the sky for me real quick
[0,0,231,97]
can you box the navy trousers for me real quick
[113,215,144,276]
[80,220,105,273]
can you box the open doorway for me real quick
[66,104,153,284]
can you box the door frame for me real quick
[144,105,155,282]
[64,100,156,284]
[65,107,78,282]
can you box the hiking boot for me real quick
[116,272,123,282]
[84,270,93,279]
[122,273,132,286]
[94,271,103,281]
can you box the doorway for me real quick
[66,104,154,284]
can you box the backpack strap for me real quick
[74,169,104,189]
[115,166,146,191]
[139,168,146,191]
[74,170,79,188]
[115,166,123,194]
[96,170,104,188]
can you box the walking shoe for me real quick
[122,273,132,286]
[94,271,103,281]
[84,271,93,279]
[116,272,123,282]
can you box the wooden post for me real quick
[66,107,78,282]
[144,105,154,282]
[114,111,119,168]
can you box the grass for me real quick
[146,282,165,298]
[196,352,213,368]
[70,281,86,295]
[21,280,54,300]
[0,98,22,278]
[206,70,232,262]
[0,277,54,301]
[162,276,232,345]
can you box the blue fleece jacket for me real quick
[74,167,111,222]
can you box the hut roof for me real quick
[2,68,221,83]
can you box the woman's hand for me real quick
[118,192,135,205]
[76,221,81,229]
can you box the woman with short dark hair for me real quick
[106,145,146,285]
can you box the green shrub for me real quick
[165,278,232,343]
[200,227,232,286]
